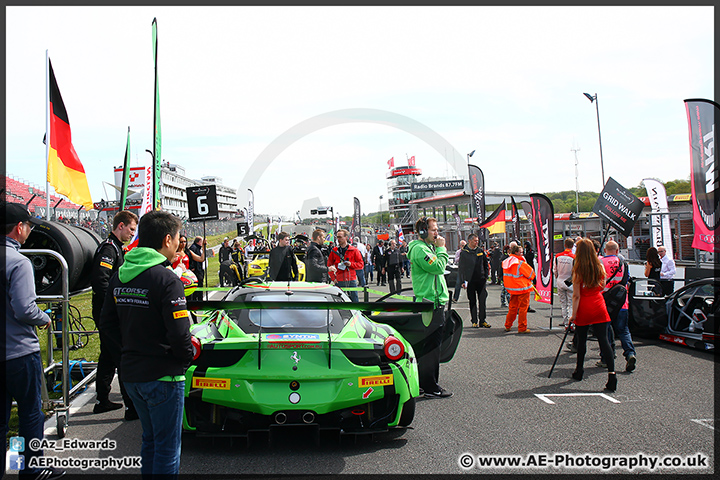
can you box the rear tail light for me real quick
[383,335,404,361]
[191,336,202,360]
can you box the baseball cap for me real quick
[2,203,31,225]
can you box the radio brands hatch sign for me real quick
[411,180,465,192]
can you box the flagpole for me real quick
[45,50,51,220]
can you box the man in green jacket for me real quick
[407,217,452,398]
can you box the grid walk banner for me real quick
[684,98,719,252]
[591,177,644,237]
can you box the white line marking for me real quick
[690,419,715,431]
[535,393,621,405]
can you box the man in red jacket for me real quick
[328,229,364,302]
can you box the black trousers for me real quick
[375,265,386,285]
[387,264,402,293]
[467,278,488,324]
[93,303,135,411]
[417,307,447,393]
[575,323,615,373]
[491,265,502,284]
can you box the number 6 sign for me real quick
[186,185,219,221]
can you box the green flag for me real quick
[152,17,162,210]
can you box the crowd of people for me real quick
[3,202,683,478]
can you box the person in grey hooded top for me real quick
[2,202,65,479]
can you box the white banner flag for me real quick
[643,178,673,260]
[126,164,153,251]
[247,189,254,234]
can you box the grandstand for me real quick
[2,174,82,215]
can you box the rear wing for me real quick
[187,300,434,370]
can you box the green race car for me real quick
[183,281,462,441]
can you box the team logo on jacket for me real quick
[171,296,187,307]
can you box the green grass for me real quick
[6,229,236,439]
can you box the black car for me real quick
[628,277,717,351]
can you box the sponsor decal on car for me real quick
[192,377,231,390]
[267,333,321,341]
[266,342,322,350]
[358,374,393,387]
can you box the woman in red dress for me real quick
[172,235,190,270]
[568,238,617,391]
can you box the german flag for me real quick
[478,200,506,235]
[47,59,93,210]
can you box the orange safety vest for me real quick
[502,254,535,294]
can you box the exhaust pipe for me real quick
[302,412,315,424]
[275,412,287,425]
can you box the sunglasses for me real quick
[26,222,35,231]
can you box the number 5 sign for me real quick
[186,185,219,222]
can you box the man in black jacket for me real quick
[385,239,402,293]
[458,233,491,328]
[217,237,234,286]
[372,240,387,286]
[304,229,336,283]
[490,242,503,285]
[187,236,206,301]
[99,210,193,477]
[91,210,138,419]
[268,231,298,281]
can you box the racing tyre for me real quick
[22,219,102,295]
[398,397,415,427]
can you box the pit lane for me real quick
[36,280,715,475]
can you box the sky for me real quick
[5,5,715,218]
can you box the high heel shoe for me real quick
[571,368,584,381]
[605,373,617,392]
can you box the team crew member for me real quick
[328,229,364,302]
[268,231,298,281]
[99,210,193,478]
[305,229,336,283]
[2,203,66,480]
[408,217,453,398]
[458,233,490,328]
[554,237,575,327]
[91,210,139,420]
[502,242,535,333]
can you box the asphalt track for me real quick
[25,278,716,476]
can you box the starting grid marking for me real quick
[690,419,715,431]
[534,393,621,405]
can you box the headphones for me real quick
[417,217,429,240]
